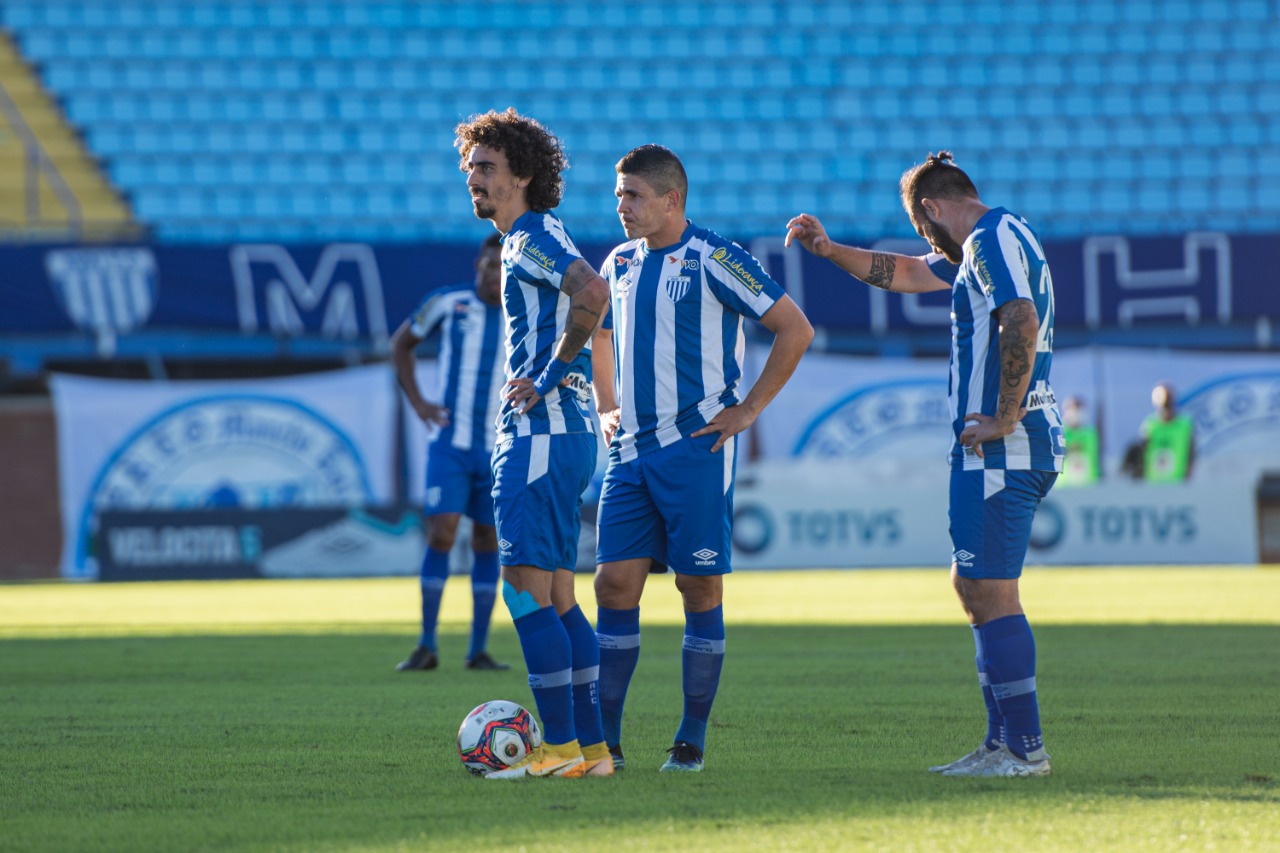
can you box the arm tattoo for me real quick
[555,259,606,362]
[996,299,1036,424]
[864,252,897,290]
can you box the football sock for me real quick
[972,624,1005,750]
[596,606,641,746]
[511,605,576,745]
[467,550,500,660]
[416,547,450,649]
[674,605,725,751]
[979,614,1044,760]
[560,604,606,750]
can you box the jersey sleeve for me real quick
[511,217,584,291]
[971,223,1034,309]
[924,252,960,285]
[703,241,786,320]
[407,289,449,338]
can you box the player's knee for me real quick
[471,523,498,552]
[594,563,644,609]
[425,514,461,551]
[675,574,722,612]
[501,580,542,620]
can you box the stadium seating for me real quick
[2,0,1277,243]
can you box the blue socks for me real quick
[467,550,499,660]
[972,625,1005,750]
[596,606,641,747]
[674,605,726,751]
[416,548,450,649]
[979,614,1044,759]
[510,605,576,745]
[560,605,605,748]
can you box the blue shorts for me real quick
[491,432,596,571]
[596,432,737,576]
[949,469,1057,579]
[424,440,495,525]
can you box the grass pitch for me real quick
[1,567,1278,852]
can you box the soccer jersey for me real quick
[930,207,1064,472]
[407,282,505,452]
[498,209,595,439]
[600,221,786,463]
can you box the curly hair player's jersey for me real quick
[498,209,595,439]
[406,282,504,452]
[600,221,786,464]
[929,207,1064,472]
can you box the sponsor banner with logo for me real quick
[732,462,1258,568]
[750,347,1280,479]
[96,506,424,581]
[51,366,396,579]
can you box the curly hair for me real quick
[899,150,979,223]
[454,108,568,212]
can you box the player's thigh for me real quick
[465,444,496,526]
[424,441,472,516]
[949,469,1054,580]
[642,432,737,576]
[596,456,666,567]
[491,433,596,572]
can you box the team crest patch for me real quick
[664,276,692,302]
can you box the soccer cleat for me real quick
[943,745,1051,777]
[464,651,511,671]
[608,744,626,771]
[659,741,704,773]
[486,741,587,780]
[581,754,615,777]
[928,744,1000,774]
[395,645,438,672]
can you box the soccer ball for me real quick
[457,700,542,776]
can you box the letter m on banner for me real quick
[230,244,389,350]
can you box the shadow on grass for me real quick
[1,624,1277,852]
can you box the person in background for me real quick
[1140,382,1196,482]
[391,234,509,673]
[1059,396,1100,487]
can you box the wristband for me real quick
[532,358,569,398]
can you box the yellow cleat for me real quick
[486,740,586,780]
[580,742,615,777]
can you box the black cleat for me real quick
[660,741,704,773]
[464,651,511,671]
[608,744,626,771]
[396,645,438,672]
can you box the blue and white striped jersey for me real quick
[498,209,595,439]
[407,282,505,452]
[930,207,1064,472]
[600,221,786,463]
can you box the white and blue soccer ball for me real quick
[457,700,542,776]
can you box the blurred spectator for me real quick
[1059,396,1100,487]
[1123,382,1196,482]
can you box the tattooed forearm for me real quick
[864,252,897,290]
[554,259,610,363]
[996,298,1037,426]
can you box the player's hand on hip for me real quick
[784,213,831,257]
[598,407,621,446]
[691,404,757,453]
[959,411,1023,459]
[505,378,542,415]
[414,400,451,427]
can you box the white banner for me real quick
[51,366,397,579]
[732,462,1259,568]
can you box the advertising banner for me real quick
[51,366,397,578]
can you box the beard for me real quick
[472,193,496,220]
[922,217,965,264]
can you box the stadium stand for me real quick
[1,0,1277,244]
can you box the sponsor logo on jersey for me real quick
[710,247,764,295]
[562,371,591,403]
[520,239,556,272]
[1024,385,1057,410]
[664,275,692,302]
[615,255,632,267]
[668,255,700,270]
[970,248,997,296]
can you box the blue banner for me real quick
[2,232,1273,339]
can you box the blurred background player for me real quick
[1059,395,1100,487]
[391,233,510,673]
[592,145,813,772]
[1139,382,1196,483]
[786,151,1063,777]
[454,108,612,779]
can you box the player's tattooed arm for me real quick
[554,258,610,363]
[863,252,897,290]
[995,298,1037,429]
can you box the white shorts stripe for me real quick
[528,434,550,484]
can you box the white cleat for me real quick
[943,745,1051,777]
[928,744,1000,774]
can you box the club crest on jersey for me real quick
[664,276,692,302]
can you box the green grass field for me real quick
[2,567,1278,852]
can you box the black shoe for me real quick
[608,744,626,771]
[464,651,511,671]
[396,645,438,672]
[660,741,704,772]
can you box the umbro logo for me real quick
[692,548,718,566]
[499,539,514,551]
[953,549,975,567]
